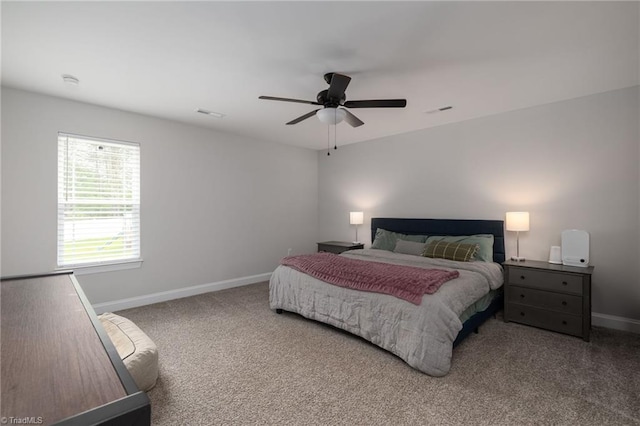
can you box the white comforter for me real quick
[269,249,503,376]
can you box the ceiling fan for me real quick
[259,72,407,127]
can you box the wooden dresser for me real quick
[503,260,594,341]
[1,272,150,425]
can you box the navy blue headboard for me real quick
[370,218,505,264]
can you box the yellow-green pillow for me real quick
[425,234,494,262]
[423,241,478,262]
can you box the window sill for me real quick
[58,259,143,276]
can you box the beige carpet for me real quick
[117,282,640,425]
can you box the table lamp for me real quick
[506,212,529,261]
[350,212,364,244]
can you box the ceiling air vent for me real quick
[424,106,453,114]
[196,109,225,118]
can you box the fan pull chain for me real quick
[327,124,330,156]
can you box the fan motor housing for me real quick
[317,89,345,107]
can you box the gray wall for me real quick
[318,86,640,321]
[1,87,318,304]
[2,85,639,323]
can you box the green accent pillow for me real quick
[371,228,427,251]
[423,241,478,262]
[425,234,494,262]
[393,240,427,256]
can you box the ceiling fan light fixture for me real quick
[316,107,346,125]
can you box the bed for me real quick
[269,218,505,376]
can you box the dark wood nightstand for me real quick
[503,259,594,341]
[317,241,364,254]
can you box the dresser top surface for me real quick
[504,259,594,275]
[1,273,127,423]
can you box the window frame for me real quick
[57,132,142,273]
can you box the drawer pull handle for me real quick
[562,281,568,285]
[562,301,567,306]
[562,320,567,325]
[520,294,525,298]
[520,312,525,316]
[520,275,525,280]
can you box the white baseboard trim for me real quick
[592,312,640,334]
[92,272,272,315]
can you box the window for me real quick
[58,133,140,268]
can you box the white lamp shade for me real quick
[317,108,346,125]
[506,212,530,231]
[349,211,364,225]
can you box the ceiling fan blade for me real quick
[259,96,321,106]
[343,99,407,108]
[286,109,320,125]
[343,109,364,127]
[327,73,351,100]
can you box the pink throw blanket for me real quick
[281,252,459,305]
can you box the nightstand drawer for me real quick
[509,268,583,295]
[505,303,583,337]
[507,285,582,315]
[317,241,364,254]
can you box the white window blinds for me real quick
[57,133,140,267]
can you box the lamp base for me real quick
[511,256,526,262]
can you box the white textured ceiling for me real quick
[2,2,638,150]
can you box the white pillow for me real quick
[393,239,426,256]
